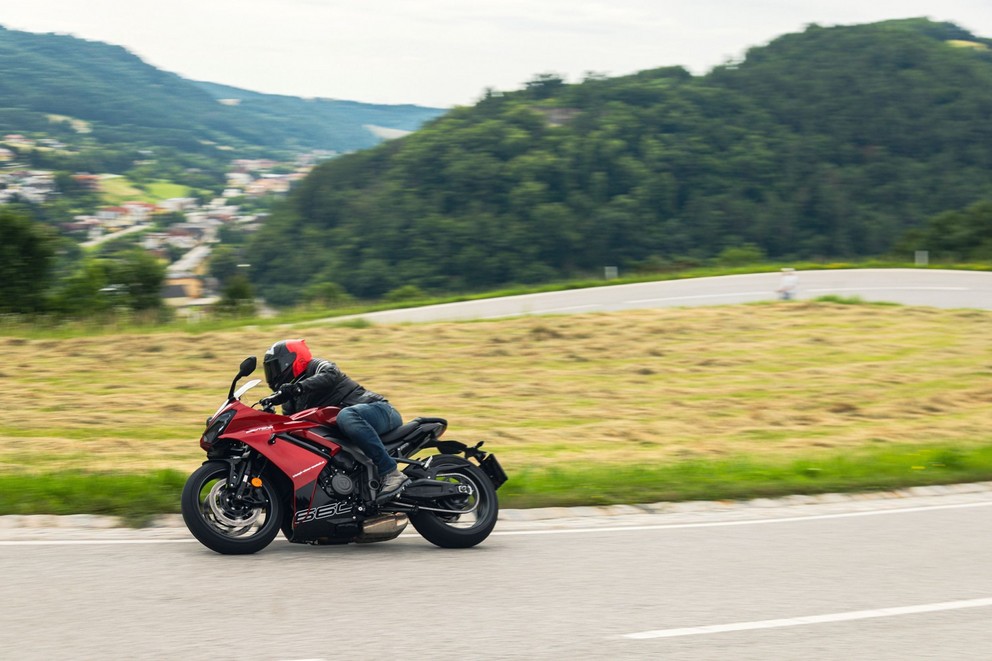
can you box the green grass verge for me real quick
[0,470,188,526]
[3,443,990,525]
[498,443,992,507]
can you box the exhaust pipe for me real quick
[355,513,409,543]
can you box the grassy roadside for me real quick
[500,443,992,506]
[0,471,186,525]
[2,443,990,525]
[1,299,989,524]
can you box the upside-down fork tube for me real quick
[230,457,249,497]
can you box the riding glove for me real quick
[267,382,302,405]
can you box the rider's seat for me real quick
[381,416,448,449]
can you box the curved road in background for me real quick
[343,268,992,324]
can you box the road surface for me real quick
[2,488,991,660]
[338,268,992,324]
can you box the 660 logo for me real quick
[294,501,354,524]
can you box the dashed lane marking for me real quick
[623,596,992,639]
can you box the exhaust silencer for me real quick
[356,513,409,543]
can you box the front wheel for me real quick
[181,461,283,555]
[409,456,499,548]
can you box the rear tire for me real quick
[181,461,282,555]
[409,456,499,548]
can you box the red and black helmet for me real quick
[263,339,312,390]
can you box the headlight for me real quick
[200,410,237,449]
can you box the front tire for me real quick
[181,461,283,555]
[409,456,499,548]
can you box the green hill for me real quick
[192,81,443,153]
[246,18,992,302]
[0,25,444,159]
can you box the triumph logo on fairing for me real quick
[294,502,355,524]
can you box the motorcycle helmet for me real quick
[263,339,312,390]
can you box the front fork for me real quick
[214,453,270,506]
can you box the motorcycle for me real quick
[181,356,507,554]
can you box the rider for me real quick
[261,339,409,499]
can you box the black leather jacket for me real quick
[281,358,386,415]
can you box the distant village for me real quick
[0,135,331,315]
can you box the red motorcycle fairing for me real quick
[206,399,382,541]
[211,400,343,490]
[289,405,343,427]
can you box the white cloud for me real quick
[0,0,990,106]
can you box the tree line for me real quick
[0,207,166,318]
[5,193,984,318]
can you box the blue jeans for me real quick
[336,402,403,476]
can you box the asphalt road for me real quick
[3,492,991,660]
[340,268,992,324]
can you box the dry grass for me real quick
[3,302,990,474]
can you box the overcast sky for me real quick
[1,0,990,108]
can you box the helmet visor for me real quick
[263,354,289,390]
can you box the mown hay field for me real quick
[2,302,990,475]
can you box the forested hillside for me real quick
[0,26,444,159]
[247,19,992,302]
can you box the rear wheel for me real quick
[181,461,282,555]
[409,456,499,548]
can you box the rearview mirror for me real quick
[238,356,257,377]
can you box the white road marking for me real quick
[623,596,992,639]
[0,538,199,546]
[1,500,989,546]
[483,500,992,537]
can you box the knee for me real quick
[336,408,358,430]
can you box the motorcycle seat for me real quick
[381,416,448,446]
